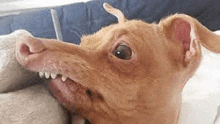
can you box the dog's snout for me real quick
[16,36,45,66]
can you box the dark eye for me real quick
[113,44,132,60]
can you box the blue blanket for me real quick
[0,0,220,44]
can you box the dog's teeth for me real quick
[45,72,50,79]
[39,72,44,78]
[51,73,57,79]
[62,76,67,81]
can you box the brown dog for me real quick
[15,3,220,124]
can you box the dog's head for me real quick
[15,3,220,124]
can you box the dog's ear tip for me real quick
[166,14,220,54]
[103,3,107,9]
[103,2,107,5]
[102,2,127,24]
[103,3,112,10]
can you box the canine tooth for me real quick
[62,76,67,81]
[45,72,50,79]
[39,72,44,78]
[51,73,57,79]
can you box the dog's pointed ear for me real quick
[160,14,220,54]
[103,3,127,24]
[159,14,220,67]
[159,14,203,66]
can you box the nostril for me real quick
[20,44,33,57]
[17,38,45,59]
[16,36,45,65]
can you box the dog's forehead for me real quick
[80,20,158,48]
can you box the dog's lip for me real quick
[49,77,91,111]
[49,78,75,105]
[50,77,98,123]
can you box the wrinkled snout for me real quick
[14,30,93,84]
[16,32,45,67]
[14,30,97,122]
[14,30,85,72]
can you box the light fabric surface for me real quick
[179,31,220,124]
[0,30,68,124]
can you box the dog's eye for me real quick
[113,44,132,60]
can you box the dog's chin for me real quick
[49,77,91,113]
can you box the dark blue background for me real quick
[0,0,220,44]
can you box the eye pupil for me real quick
[113,44,132,60]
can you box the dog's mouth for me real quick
[38,71,93,114]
